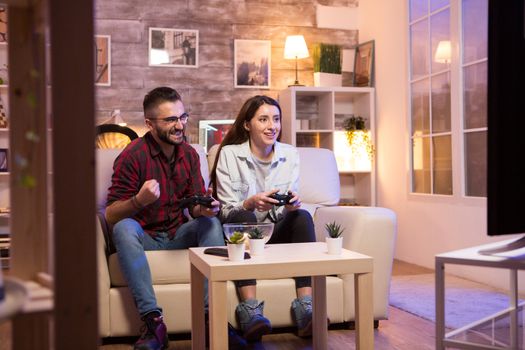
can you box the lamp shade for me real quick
[434,40,451,64]
[102,109,127,126]
[284,35,309,59]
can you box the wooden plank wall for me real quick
[94,0,358,140]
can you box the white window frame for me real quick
[408,0,487,204]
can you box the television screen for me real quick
[487,0,525,235]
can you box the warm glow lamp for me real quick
[284,35,309,86]
[434,40,451,64]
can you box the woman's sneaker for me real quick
[235,299,272,342]
[134,311,169,350]
[291,296,313,338]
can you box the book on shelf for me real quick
[296,133,320,148]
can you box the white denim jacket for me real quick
[216,141,300,223]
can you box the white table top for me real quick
[436,238,525,269]
[189,242,373,281]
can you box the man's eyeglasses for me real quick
[148,113,189,125]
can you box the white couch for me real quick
[97,144,397,337]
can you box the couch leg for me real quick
[374,320,379,329]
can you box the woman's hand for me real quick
[285,191,301,211]
[244,189,280,212]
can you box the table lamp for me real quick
[284,35,309,86]
[435,40,451,64]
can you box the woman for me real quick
[210,95,316,342]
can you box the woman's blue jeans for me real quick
[111,216,225,317]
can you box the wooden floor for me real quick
[0,260,437,350]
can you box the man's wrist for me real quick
[131,195,144,210]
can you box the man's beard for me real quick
[157,125,185,145]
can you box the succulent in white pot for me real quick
[325,221,345,255]
[226,231,247,261]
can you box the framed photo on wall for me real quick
[149,28,199,68]
[95,35,111,86]
[0,148,7,172]
[353,40,375,87]
[234,39,271,89]
[0,6,6,43]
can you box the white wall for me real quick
[358,0,525,292]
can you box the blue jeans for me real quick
[111,216,225,317]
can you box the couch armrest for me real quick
[97,214,112,337]
[314,206,397,319]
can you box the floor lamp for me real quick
[284,35,309,86]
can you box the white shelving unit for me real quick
[279,86,376,206]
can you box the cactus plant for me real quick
[227,231,246,244]
[248,227,264,239]
[325,221,345,238]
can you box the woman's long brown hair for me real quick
[209,95,282,197]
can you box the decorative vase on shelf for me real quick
[314,72,342,87]
[312,43,342,87]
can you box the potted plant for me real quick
[325,221,345,255]
[226,231,246,261]
[343,116,375,169]
[312,43,342,87]
[248,227,265,256]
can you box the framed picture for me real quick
[0,149,7,172]
[0,6,6,43]
[95,35,111,86]
[353,40,375,87]
[198,119,234,152]
[149,28,198,68]
[234,39,271,89]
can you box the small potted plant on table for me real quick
[226,231,246,261]
[325,221,345,255]
[248,227,266,256]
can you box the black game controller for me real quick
[179,195,215,209]
[268,192,294,206]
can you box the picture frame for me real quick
[149,28,199,68]
[0,6,6,43]
[353,40,375,87]
[234,39,271,89]
[0,148,7,172]
[198,119,234,152]
[95,35,111,86]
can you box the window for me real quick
[461,0,487,197]
[408,0,488,197]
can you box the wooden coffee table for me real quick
[189,242,374,350]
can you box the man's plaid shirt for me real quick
[107,132,205,239]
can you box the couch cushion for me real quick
[96,148,124,212]
[108,250,190,286]
[191,143,210,188]
[297,147,340,205]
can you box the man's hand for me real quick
[284,191,301,211]
[244,189,280,212]
[194,188,220,217]
[135,179,160,207]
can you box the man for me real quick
[105,87,226,350]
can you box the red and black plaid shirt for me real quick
[107,132,205,239]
